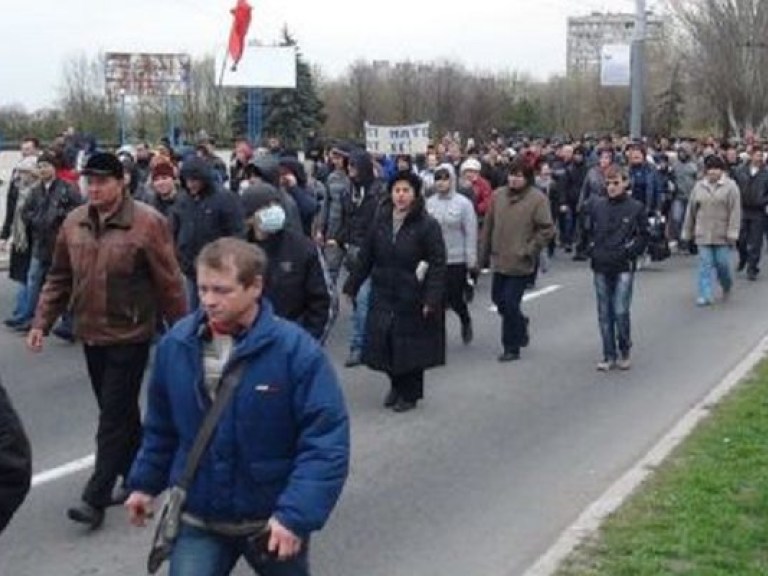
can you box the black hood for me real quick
[278,156,308,188]
[349,150,375,189]
[247,157,281,187]
[180,157,216,191]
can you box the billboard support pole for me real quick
[247,88,263,145]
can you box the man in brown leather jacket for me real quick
[27,152,187,529]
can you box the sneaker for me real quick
[461,319,473,345]
[3,318,22,328]
[696,298,712,307]
[344,349,362,368]
[617,355,631,370]
[596,360,615,372]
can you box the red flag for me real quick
[228,0,252,71]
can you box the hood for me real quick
[349,150,375,189]
[241,182,281,216]
[278,156,308,188]
[434,162,458,195]
[180,157,216,191]
[248,156,281,187]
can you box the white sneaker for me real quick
[616,355,631,370]
[596,360,615,372]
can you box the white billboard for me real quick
[217,45,297,89]
[600,44,631,87]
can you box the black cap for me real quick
[81,152,124,179]
[704,154,726,171]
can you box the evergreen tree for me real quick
[263,27,326,149]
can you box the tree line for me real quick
[1,1,766,148]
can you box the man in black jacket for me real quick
[733,147,768,280]
[244,187,332,342]
[0,378,32,533]
[588,165,648,372]
[175,157,245,310]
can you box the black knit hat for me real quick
[82,152,124,179]
[388,170,423,196]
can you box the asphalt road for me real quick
[1,253,766,576]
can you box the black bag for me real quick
[147,362,245,574]
[647,214,671,262]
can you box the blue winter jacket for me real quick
[126,300,349,537]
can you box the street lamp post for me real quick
[119,88,126,146]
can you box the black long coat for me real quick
[345,198,447,375]
[1,181,31,283]
[0,379,31,534]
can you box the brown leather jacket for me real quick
[33,196,187,345]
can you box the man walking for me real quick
[588,166,648,371]
[27,152,187,529]
[125,238,349,575]
[733,146,768,280]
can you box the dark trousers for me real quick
[389,370,424,403]
[444,263,471,325]
[82,342,150,508]
[738,213,765,274]
[491,273,528,353]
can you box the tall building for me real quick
[567,11,664,77]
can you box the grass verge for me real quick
[555,358,768,576]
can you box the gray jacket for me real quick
[426,164,477,268]
[682,176,741,245]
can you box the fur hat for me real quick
[460,157,482,173]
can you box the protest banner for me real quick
[365,122,431,154]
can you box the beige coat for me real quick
[480,185,555,276]
[682,176,741,245]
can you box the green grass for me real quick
[556,360,768,576]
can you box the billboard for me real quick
[217,45,297,89]
[105,52,191,100]
[600,44,631,87]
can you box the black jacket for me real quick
[732,165,768,212]
[340,151,387,249]
[0,380,31,534]
[588,193,649,274]
[254,229,332,342]
[175,158,245,276]
[22,179,82,265]
[344,198,447,375]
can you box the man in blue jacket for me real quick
[125,237,349,575]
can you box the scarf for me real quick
[10,181,34,252]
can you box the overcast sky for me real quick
[1,0,641,111]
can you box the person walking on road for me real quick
[682,155,742,307]
[426,164,477,344]
[344,171,447,412]
[587,166,648,371]
[0,377,32,534]
[125,238,349,575]
[26,152,187,530]
[733,146,768,280]
[480,158,555,362]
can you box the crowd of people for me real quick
[0,129,766,575]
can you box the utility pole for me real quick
[630,0,646,139]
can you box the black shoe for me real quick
[461,319,473,344]
[392,398,417,413]
[521,317,530,348]
[67,502,105,529]
[3,318,21,328]
[383,389,399,409]
[344,349,362,368]
[737,260,747,272]
[12,321,31,333]
[572,253,588,262]
[747,270,758,281]
[52,325,76,343]
[498,350,520,362]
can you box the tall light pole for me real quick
[119,88,126,146]
[630,0,647,139]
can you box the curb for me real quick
[519,331,768,576]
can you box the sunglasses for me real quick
[434,173,450,181]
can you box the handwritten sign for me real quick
[365,122,431,154]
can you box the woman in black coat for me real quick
[0,378,32,533]
[344,171,447,412]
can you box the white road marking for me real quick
[31,454,94,488]
[487,285,562,313]
[519,331,768,576]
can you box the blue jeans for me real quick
[7,280,28,322]
[491,273,528,353]
[18,257,48,322]
[593,272,634,361]
[349,278,370,353]
[697,245,732,302]
[170,524,310,576]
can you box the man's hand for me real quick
[125,492,154,527]
[26,329,44,353]
[267,517,302,560]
